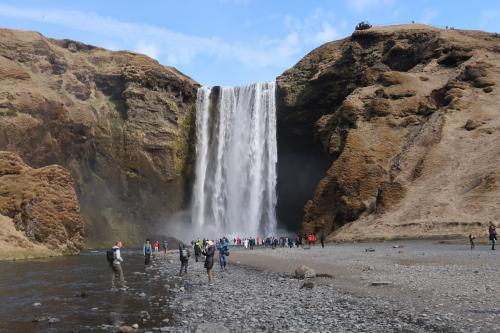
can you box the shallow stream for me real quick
[0,250,175,332]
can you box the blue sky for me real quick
[0,0,498,86]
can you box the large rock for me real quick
[277,24,500,240]
[294,265,316,279]
[0,29,198,244]
[0,151,83,258]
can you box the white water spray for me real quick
[191,82,277,237]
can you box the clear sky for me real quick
[0,0,498,86]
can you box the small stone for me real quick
[300,280,316,289]
[138,292,146,297]
[91,307,98,311]
[132,323,139,329]
[371,281,393,286]
[48,317,60,324]
[33,302,42,307]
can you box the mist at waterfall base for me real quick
[164,82,284,242]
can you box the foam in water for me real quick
[191,82,277,237]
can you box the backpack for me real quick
[180,248,188,259]
[106,248,117,265]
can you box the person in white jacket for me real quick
[111,241,126,290]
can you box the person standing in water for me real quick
[320,234,325,248]
[110,241,126,290]
[144,239,153,265]
[202,240,215,285]
[488,222,497,250]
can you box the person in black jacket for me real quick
[202,240,215,285]
[489,222,497,250]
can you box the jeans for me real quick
[219,254,226,271]
[145,253,151,265]
[492,238,496,250]
[111,264,125,288]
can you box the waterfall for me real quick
[191,82,277,237]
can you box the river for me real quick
[0,250,175,332]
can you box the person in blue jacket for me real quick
[217,238,229,272]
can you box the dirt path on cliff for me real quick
[229,240,500,331]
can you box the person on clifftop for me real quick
[144,239,153,265]
[488,222,497,250]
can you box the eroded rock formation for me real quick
[277,24,500,240]
[0,29,198,244]
[0,151,83,257]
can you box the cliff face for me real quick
[277,24,500,240]
[0,151,83,258]
[0,29,198,244]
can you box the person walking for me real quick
[217,238,229,272]
[488,222,497,250]
[162,240,168,256]
[178,243,190,276]
[153,241,159,253]
[469,233,476,250]
[110,241,126,290]
[320,234,325,248]
[202,240,215,285]
[144,239,153,265]
[194,241,201,262]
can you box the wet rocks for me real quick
[119,326,135,333]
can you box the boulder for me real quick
[118,326,135,333]
[294,265,316,279]
[0,151,84,259]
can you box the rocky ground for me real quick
[228,241,500,333]
[1,242,497,332]
[147,240,498,333]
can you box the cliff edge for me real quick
[277,24,500,240]
[0,29,198,245]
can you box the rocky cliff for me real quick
[0,29,198,245]
[0,151,83,259]
[277,24,500,240]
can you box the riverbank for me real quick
[226,240,499,332]
[1,241,498,332]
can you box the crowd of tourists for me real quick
[107,223,498,290]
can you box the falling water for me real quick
[191,82,277,237]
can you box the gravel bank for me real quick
[154,240,499,332]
